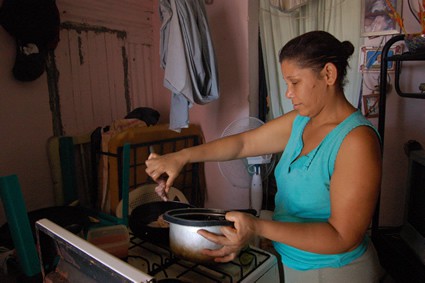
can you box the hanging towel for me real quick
[159,0,219,132]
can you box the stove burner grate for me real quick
[126,233,272,282]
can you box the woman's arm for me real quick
[145,111,297,190]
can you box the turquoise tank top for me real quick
[273,110,379,270]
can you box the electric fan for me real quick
[218,117,275,214]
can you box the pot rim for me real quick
[129,201,195,224]
[163,208,234,227]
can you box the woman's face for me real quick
[281,59,327,117]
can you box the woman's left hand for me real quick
[197,211,257,262]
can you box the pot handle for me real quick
[223,209,258,228]
[227,209,257,216]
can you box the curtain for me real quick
[259,0,362,119]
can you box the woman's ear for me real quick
[322,63,338,86]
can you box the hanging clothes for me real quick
[159,0,219,132]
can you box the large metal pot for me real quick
[129,201,194,245]
[163,208,256,264]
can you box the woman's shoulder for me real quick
[331,111,381,165]
[267,110,298,124]
[344,111,380,143]
[278,110,303,124]
[345,124,380,147]
[338,122,381,163]
[260,110,299,147]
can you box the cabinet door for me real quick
[47,1,155,136]
[53,27,128,136]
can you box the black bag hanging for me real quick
[0,0,60,81]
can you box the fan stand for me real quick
[250,165,262,216]
[219,117,274,212]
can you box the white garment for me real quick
[259,0,363,119]
[159,0,219,132]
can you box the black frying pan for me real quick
[129,201,194,245]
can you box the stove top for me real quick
[35,218,279,283]
[126,234,279,282]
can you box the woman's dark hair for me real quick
[278,30,354,90]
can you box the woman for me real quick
[146,31,383,282]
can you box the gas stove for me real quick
[127,233,279,282]
[35,218,279,283]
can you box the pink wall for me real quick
[2,0,422,227]
[362,2,425,226]
[190,0,258,210]
[151,0,259,210]
[0,0,258,225]
[0,0,56,223]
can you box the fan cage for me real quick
[218,117,275,189]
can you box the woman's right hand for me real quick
[145,151,187,194]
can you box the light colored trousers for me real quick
[282,242,384,283]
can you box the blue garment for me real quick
[159,0,219,132]
[273,110,379,271]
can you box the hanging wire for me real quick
[408,0,421,24]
